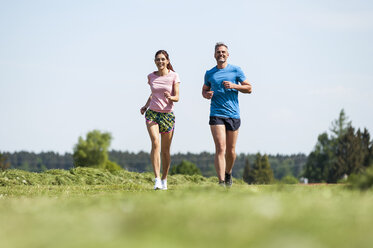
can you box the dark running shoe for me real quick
[225,173,232,187]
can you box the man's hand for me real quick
[204,90,214,99]
[223,81,236,89]
[202,84,214,99]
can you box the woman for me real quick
[140,50,180,190]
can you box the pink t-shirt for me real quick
[148,70,180,113]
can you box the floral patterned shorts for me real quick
[145,109,175,133]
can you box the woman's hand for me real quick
[140,106,147,115]
[164,83,179,102]
[164,91,172,100]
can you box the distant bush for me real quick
[104,160,122,172]
[280,175,299,184]
[170,160,202,176]
[348,165,373,190]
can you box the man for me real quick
[202,42,252,187]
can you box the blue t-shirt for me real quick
[204,64,246,119]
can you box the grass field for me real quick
[1,169,373,248]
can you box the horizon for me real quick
[1,149,309,156]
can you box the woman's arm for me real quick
[164,82,180,102]
[140,76,152,115]
[140,94,152,115]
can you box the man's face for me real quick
[214,46,229,63]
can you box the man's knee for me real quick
[226,148,236,158]
[161,149,170,157]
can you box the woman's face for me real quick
[154,53,169,70]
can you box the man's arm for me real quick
[222,80,252,94]
[202,84,214,99]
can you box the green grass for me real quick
[1,169,373,248]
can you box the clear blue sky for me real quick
[1,0,372,155]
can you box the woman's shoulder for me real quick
[169,70,180,78]
[148,71,157,78]
[169,70,180,82]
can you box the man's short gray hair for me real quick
[215,42,228,51]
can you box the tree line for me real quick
[1,150,306,180]
[2,109,371,184]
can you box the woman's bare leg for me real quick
[160,130,174,180]
[146,122,160,178]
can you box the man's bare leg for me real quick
[225,129,239,174]
[210,125,226,182]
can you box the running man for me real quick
[202,42,252,187]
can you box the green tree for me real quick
[361,128,373,167]
[170,160,202,176]
[246,153,274,184]
[333,127,372,177]
[73,130,120,170]
[273,159,293,179]
[243,157,254,184]
[257,154,274,184]
[304,132,334,182]
[330,109,351,138]
[0,153,11,171]
[304,110,373,183]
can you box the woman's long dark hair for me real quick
[155,50,174,71]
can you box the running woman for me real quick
[202,42,252,187]
[140,50,180,190]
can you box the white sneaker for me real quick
[154,178,162,190]
[161,179,167,190]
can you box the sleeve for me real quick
[147,74,151,85]
[236,66,246,83]
[204,71,211,87]
[173,72,181,84]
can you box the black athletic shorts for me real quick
[209,116,241,131]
